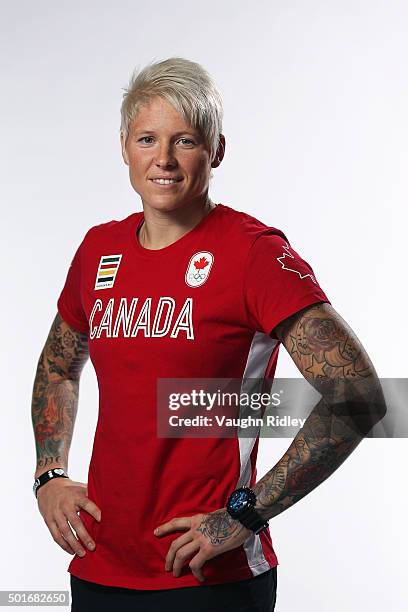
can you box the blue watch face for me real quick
[229,489,251,512]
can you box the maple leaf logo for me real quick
[193,256,209,270]
[276,242,317,284]
[185,250,214,287]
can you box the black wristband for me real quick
[237,505,269,534]
[226,486,269,535]
[33,468,69,498]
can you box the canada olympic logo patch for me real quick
[185,251,214,287]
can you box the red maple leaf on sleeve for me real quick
[194,256,209,270]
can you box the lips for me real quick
[149,177,184,187]
[149,177,183,181]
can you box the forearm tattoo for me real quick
[253,303,386,521]
[31,314,89,476]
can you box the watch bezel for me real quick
[227,486,257,518]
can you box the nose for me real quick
[155,141,177,168]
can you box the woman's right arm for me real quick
[32,312,89,478]
[31,313,101,557]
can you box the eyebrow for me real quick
[133,129,198,137]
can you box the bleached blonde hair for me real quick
[120,57,224,163]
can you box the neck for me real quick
[138,197,216,250]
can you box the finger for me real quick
[155,517,191,535]
[77,497,102,522]
[172,541,201,577]
[66,513,96,551]
[189,549,209,582]
[54,512,87,557]
[48,520,76,555]
[165,531,194,570]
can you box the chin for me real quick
[143,199,186,212]
[143,194,195,212]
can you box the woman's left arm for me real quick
[155,302,387,580]
[252,301,387,521]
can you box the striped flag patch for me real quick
[94,254,122,290]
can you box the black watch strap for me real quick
[33,468,69,498]
[238,505,269,534]
[226,487,269,535]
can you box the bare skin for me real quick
[154,302,386,581]
[120,95,225,250]
[32,313,101,558]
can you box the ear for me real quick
[120,131,129,165]
[211,134,226,168]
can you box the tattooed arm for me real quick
[32,312,89,480]
[32,313,102,557]
[156,302,387,581]
[252,301,387,521]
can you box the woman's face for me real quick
[120,96,224,212]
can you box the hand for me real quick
[153,507,252,582]
[37,478,101,558]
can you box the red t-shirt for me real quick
[57,203,331,589]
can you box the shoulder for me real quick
[81,211,142,248]
[216,203,289,248]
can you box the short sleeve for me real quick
[57,239,89,334]
[243,232,331,339]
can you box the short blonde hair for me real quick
[120,56,223,162]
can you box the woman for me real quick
[32,56,383,612]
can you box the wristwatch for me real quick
[226,486,269,535]
[33,468,69,498]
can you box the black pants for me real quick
[70,566,277,612]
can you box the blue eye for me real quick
[138,136,195,145]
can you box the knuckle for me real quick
[200,542,212,555]
[60,527,73,541]
[76,501,89,513]
[51,531,69,550]
[74,525,88,539]
[80,531,93,546]
[48,524,59,539]
[67,516,81,531]
[175,550,185,561]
